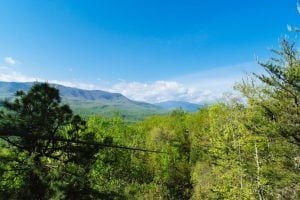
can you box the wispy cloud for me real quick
[108,81,214,103]
[4,57,18,66]
[105,63,262,103]
[0,71,40,82]
[0,68,215,103]
[173,62,262,93]
[0,67,97,90]
[0,61,262,103]
[50,80,96,90]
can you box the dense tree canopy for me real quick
[0,83,102,198]
[238,39,300,146]
[0,35,299,200]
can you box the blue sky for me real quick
[0,0,298,103]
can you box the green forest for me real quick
[0,39,299,199]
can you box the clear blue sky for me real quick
[0,0,298,102]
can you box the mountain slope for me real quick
[155,101,201,112]
[0,81,164,121]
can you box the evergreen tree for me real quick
[0,83,99,198]
[238,39,300,146]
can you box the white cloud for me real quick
[4,57,17,66]
[0,69,40,82]
[0,61,261,103]
[172,61,263,95]
[108,81,216,103]
[50,80,97,90]
[0,67,217,103]
[0,68,97,90]
[113,61,263,103]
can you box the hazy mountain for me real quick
[155,101,201,112]
[0,81,164,121]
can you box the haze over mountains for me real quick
[0,81,201,121]
[155,101,201,112]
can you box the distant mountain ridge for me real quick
[0,81,164,121]
[0,81,127,101]
[155,100,201,112]
[0,81,149,105]
[0,81,202,121]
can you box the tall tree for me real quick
[236,39,300,198]
[0,83,99,198]
[238,39,300,146]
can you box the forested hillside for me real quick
[154,101,202,112]
[0,39,299,199]
[0,81,166,121]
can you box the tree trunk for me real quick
[254,141,264,200]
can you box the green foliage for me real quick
[0,83,110,199]
[0,40,299,199]
[68,100,165,122]
[237,39,300,145]
[236,39,300,199]
[0,81,166,123]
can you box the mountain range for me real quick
[0,81,201,121]
[155,101,201,112]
